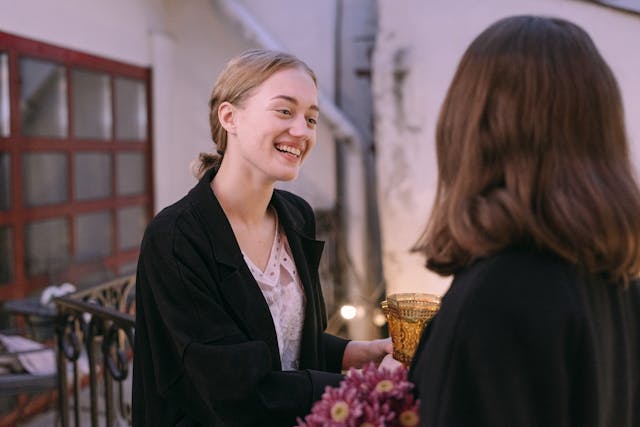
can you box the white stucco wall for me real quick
[374,0,640,296]
[0,0,158,67]
[152,0,251,211]
[237,0,337,99]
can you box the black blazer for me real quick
[409,248,640,427]
[132,168,348,427]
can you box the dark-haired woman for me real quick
[409,15,640,427]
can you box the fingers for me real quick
[370,338,394,366]
[380,337,393,354]
[378,353,403,372]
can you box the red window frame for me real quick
[0,31,153,300]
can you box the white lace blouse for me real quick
[242,213,306,371]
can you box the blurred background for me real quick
[0,0,639,425]
[0,0,639,362]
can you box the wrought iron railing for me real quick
[54,275,135,427]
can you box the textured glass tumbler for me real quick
[381,293,441,366]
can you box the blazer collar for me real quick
[189,167,315,268]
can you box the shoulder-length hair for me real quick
[413,15,640,284]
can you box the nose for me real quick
[289,115,314,139]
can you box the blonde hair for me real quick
[192,49,317,178]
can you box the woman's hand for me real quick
[342,337,393,370]
[378,353,403,372]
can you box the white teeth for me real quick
[275,144,302,157]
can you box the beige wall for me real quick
[373,0,640,296]
[0,0,158,66]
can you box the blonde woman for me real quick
[132,49,391,427]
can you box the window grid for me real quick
[0,30,153,300]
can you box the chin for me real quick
[274,165,301,181]
[270,161,301,182]
[278,171,299,182]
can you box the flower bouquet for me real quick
[296,362,420,427]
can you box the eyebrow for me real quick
[271,95,319,112]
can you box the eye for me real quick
[306,117,318,127]
[277,109,292,116]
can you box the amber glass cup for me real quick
[381,293,441,366]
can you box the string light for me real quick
[373,309,387,327]
[340,304,357,320]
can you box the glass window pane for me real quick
[118,205,147,250]
[72,69,112,140]
[76,211,112,259]
[20,57,68,138]
[74,152,112,200]
[0,152,9,210]
[1,53,9,137]
[25,218,70,277]
[75,269,113,288]
[117,152,146,196]
[115,77,147,141]
[23,152,68,206]
[0,226,13,284]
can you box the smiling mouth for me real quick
[275,144,302,157]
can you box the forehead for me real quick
[249,67,318,107]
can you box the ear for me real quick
[218,101,237,134]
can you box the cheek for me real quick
[302,139,316,160]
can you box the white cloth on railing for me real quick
[0,334,56,375]
[39,282,76,307]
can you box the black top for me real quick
[132,168,348,427]
[409,248,640,427]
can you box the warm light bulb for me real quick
[340,304,357,320]
[373,309,387,327]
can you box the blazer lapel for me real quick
[271,192,325,369]
[190,168,281,369]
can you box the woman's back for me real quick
[410,248,640,426]
[574,263,640,426]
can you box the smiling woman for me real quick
[216,66,319,185]
[132,49,392,427]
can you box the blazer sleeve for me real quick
[322,332,349,372]
[136,212,342,425]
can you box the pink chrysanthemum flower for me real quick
[296,362,420,427]
[398,408,420,427]
[296,383,363,427]
[344,362,414,403]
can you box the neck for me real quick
[211,160,274,226]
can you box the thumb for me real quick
[380,337,393,354]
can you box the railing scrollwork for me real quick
[54,275,136,427]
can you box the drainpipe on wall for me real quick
[332,0,382,341]
[211,0,380,339]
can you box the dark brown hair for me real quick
[192,49,317,178]
[413,15,640,284]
